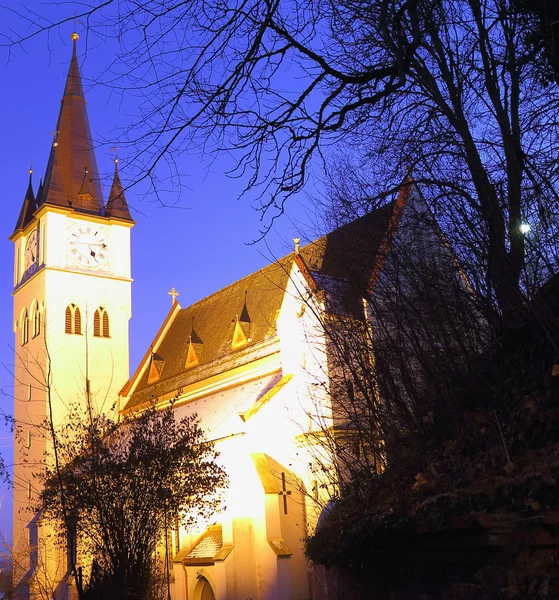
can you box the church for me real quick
[10,35,444,600]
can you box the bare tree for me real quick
[297,184,487,506]
[3,0,558,322]
[0,534,61,600]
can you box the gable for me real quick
[123,260,293,409]
[300,201,398,316]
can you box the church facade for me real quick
[11,36,443,600]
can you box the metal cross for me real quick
[168,288,180,303]
[278,472,292,515]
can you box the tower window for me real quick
[21,309,29,346]
[93,307,110,338]
[65,304,82,335]
[32,301,41,338]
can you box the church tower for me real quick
[10,34,134,591]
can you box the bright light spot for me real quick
[520,223,531,234]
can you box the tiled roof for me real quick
[183,525,223,565]
[14,38,135,233]
[127,257,293,403]
[13,172,37,234]
[122,200,400,408]
[38,38,104,214]
[105,161,134,222]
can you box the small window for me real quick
[93,307,110,338]
[65,304,82,335]
[21,309,29,346]
[27,481,32,499]
[32,301,41,338]
[26,430,32,449]
[93,310,100,337]
[185,340,199,368]
[147,353,165,384]
[231,317,249,349]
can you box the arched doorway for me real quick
[196,576,215,600]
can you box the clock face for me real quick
[68,224,109,268]
[24,229,39,273]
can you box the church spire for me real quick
[39,32,104,213]
[13,169,37,233]
[105,158,133,221]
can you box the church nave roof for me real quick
[121,191,408,411]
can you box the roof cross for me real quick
[278,472,292,515]
[168,287,180,303]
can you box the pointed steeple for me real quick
[13,169,37,233]
[36,176,44,205]
[105,158,133,221]
[40,33,104,213]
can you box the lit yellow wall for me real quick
[12,209,132,594]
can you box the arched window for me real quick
[32,301,41,338]
[65,304,82,335]
[93,307,110,338]
[21,309,29,346]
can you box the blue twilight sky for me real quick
[0,6,326,541]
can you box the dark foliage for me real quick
[513,0,559,81]
[307,277,559,570]
[40,403,227,600]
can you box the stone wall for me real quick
[312,512,559,599]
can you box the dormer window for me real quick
[185,339,200,368]
[93,307,110,338]
[185,324,203,369]
[65,304,82,335]
[231,317,249,349]
[147,353,165,384]
[232,295,251,350]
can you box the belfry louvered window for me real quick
[32,301,41,338]
[93,307,110,338]
[21,309,29,346]
[65,304,82,335]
